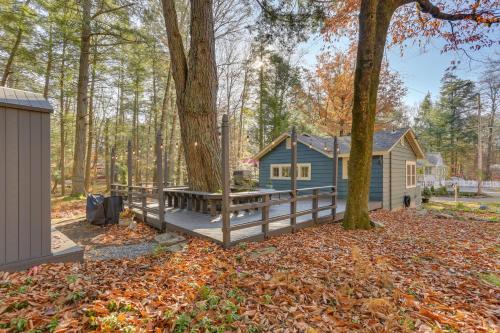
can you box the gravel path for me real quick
[85,242,157,260]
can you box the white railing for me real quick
[419,179,500,188]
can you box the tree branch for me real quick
[415,0,500,24]
[91,3,134,20]
[161,0,188,94]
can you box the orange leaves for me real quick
[1,210,499,331]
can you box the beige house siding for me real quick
[383,137,421,210]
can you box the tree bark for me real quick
[104,119,110,192]
[59,37,67,195]
[43,24,53,98]
[343,0,396,229]
[1,29,23,86]
[167,101,178,184]
[237,61,249,159]
[485,83,497,180]
[161,0,222,192]
[0,0,31,86]
[85,47,97,192]
[71,0,91,195]
[132,70,140,184]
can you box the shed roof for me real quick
[0,86,53,113]
[254,128,425,160]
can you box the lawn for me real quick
[424,200,499,222]
[1,209,498,332]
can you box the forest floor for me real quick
[1,209,498,332]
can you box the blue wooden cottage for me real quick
[253,128,425,210]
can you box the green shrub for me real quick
[437,186,448,196]
[422,187,432,199]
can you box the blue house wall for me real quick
[258,140,383,201]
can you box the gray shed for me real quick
[0,87,82,271]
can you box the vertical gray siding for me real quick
[0,107,51,266]
[5,110,19,263]
[384,137,420,209]
[382,153,391,209]
[0,108,5,265]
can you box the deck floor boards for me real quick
[133,199,382,245]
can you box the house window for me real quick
[406,161,416,188]
[281,166,290,178]
[272,166,280,178]
[286,138,291,149]
[300,165,309,179]
[342,158,349,179]
[424,166,432,175]
[270,163,311,180]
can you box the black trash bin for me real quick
[86,194,106,225]
[104,196,124,225]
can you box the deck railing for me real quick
[227,186,336,234]
[109,115,340,247]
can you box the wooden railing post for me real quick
[290,126,297,230]
[110,146,116,196]
[141,187,147,222]
[332,136,338,218]
[156,131,165,229]
[127,140,133,208]
[312,189,318,223]
[163,140,168,188]
[221,114,231,248]
[262,194,270,237]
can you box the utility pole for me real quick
[477,94,482,195]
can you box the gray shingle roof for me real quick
[424,153,445,166]
[0,87,53,113]
[298,128,410,154]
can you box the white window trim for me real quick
[342,158,349,179]
[285,137,291,149]
[270,163,312,180]
[406,161,416,188]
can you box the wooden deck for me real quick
[132,199,382,246]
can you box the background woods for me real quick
[0,0,498,205]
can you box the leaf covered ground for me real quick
[1,210,499,332]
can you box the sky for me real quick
[297,33,499,109]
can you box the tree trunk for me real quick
[176,141,184,185]
[167,103,178,184]
[43,24,53,98]
[343,0,395,229]
[258,43,265,150]
[71,0,91,195]
[0,0,31,86]
[237,61,249,160]
[91,124,101,188]
[59,38,67,195]
[485,89,497,180]
[104,119,110,192]
[1,29,23,86]
[132,71,140,184]
[85,48,97,192]
[161,0,222,192]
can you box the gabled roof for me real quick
[253,128,425,160]
[0,87,53,113]
[417,152,447,167]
